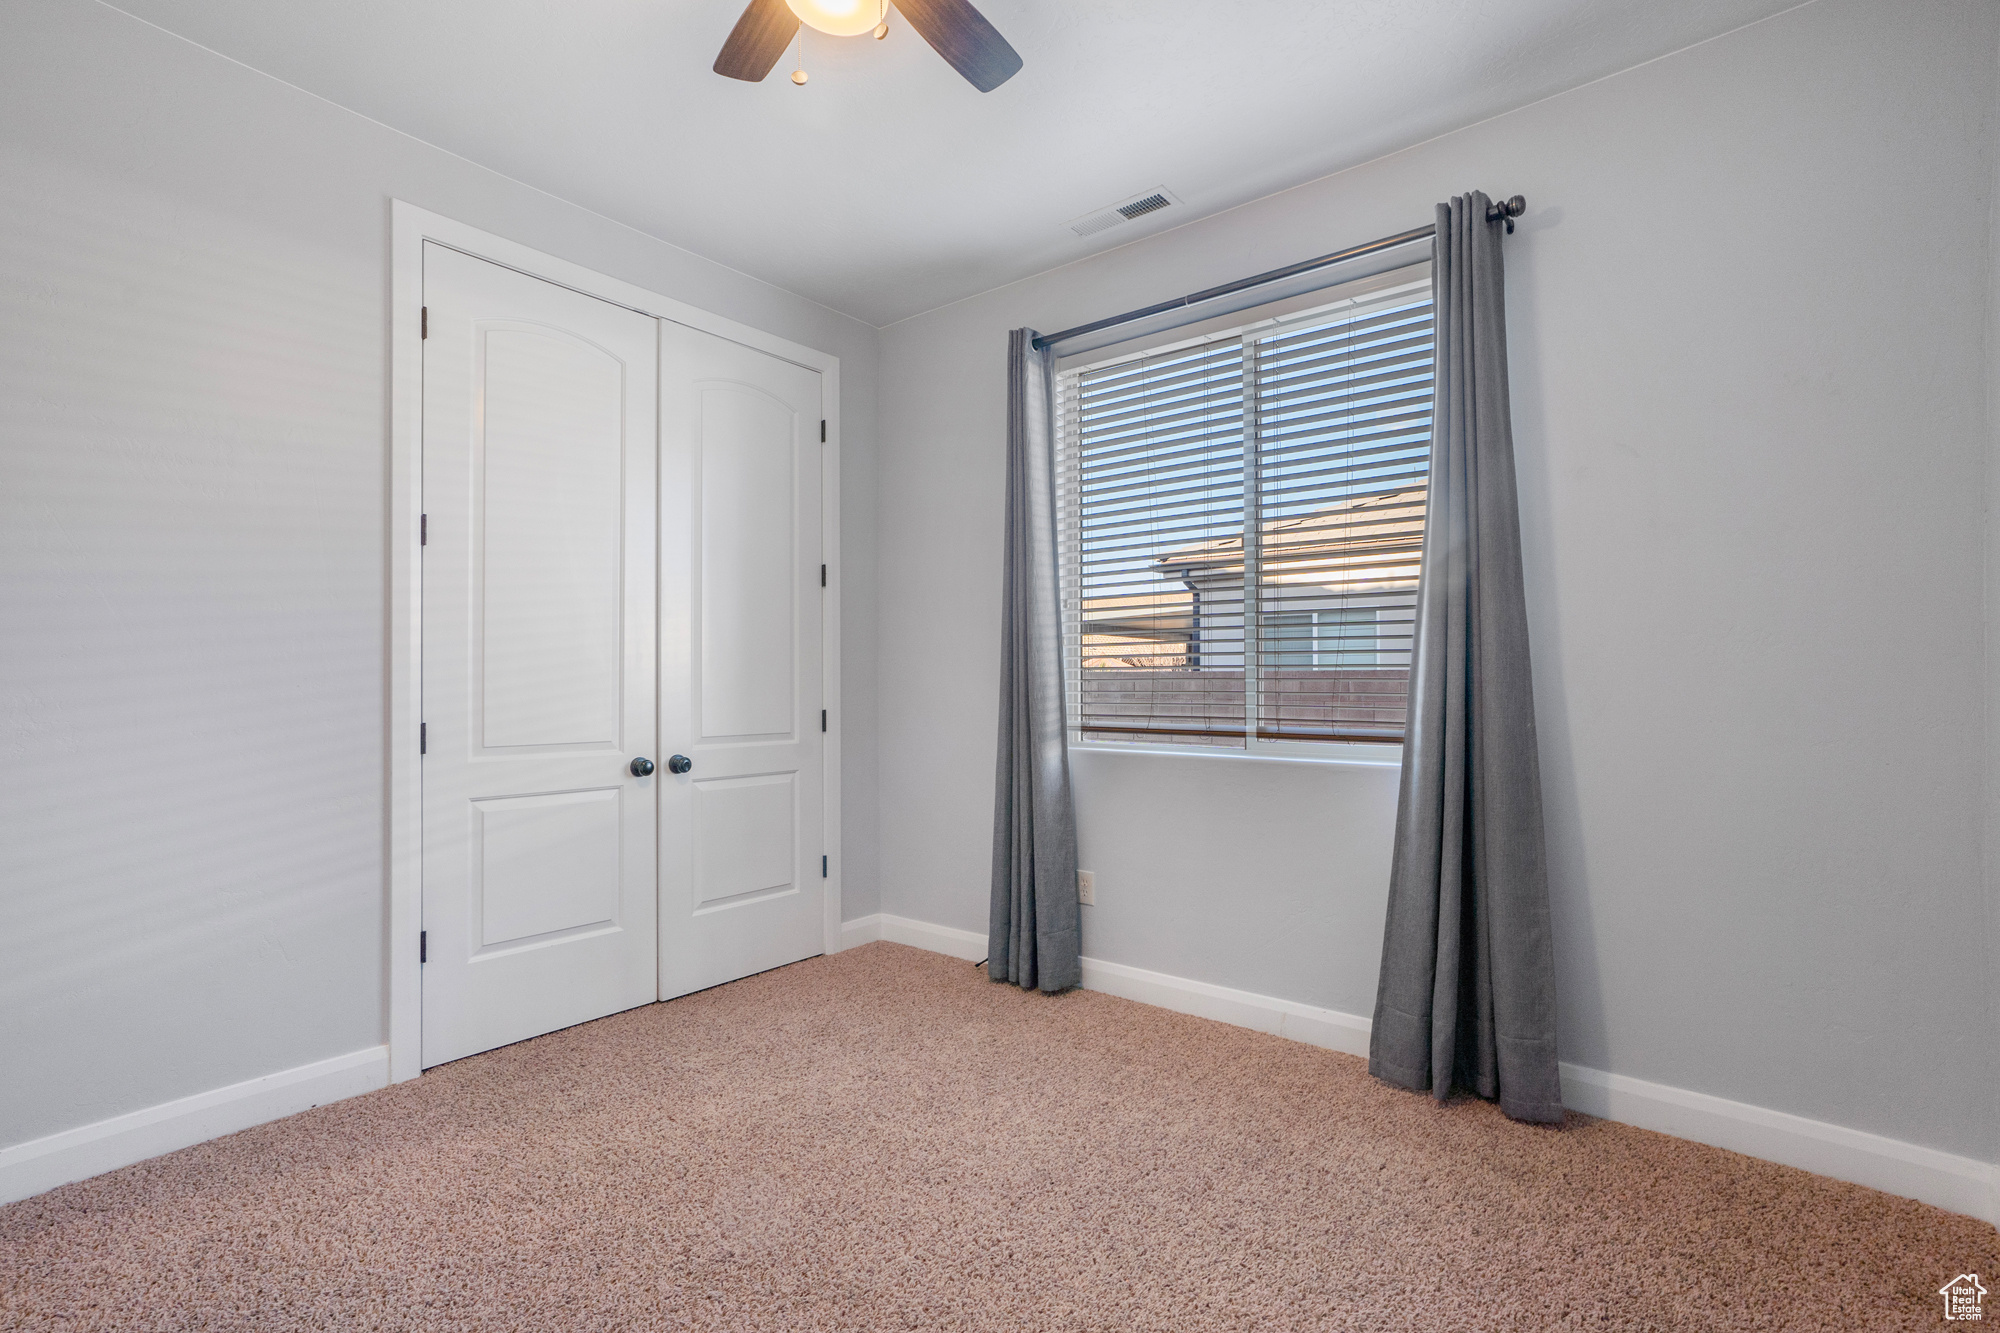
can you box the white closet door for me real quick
[658,321,825,999]
[420,243,659,1068]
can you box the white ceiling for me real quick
[104,0,1802,326]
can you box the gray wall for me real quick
[0,0,879,1149]
[875,0,2000,1162]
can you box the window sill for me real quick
[1070,740,1403,769]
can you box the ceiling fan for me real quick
[714,0,1022,92]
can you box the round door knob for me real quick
[666,754,693,775]
[629,757,655,777]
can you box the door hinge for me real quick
[421,306,428,339]
[820,563,826,588]
[820,419,826,443]
[420,513,427,546]
[822,855,828,878]
[821,709,827,733]
[420,722,427,754]
[420,930,427,963]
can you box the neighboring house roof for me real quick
[1078,589,1193,644]
[1154,484,1426,592]
[1076,486,1427,645]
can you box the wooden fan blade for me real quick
[714,0,800,81]
[891,0,1022,92]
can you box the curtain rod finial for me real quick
[1488,194,1526,233]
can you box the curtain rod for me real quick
[1032,195,1526,352]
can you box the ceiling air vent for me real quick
[1069,209,1125,238]
[1066,187,1182,239]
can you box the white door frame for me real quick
[388,201,844,1084]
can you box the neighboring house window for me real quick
[1056,265,1433,751]
[1268,608,1380,668]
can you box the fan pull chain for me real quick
[791,26,808,84]
[875,0,888,40]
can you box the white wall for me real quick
[876,0,2000,1163]
[0,0,879,1150]
[1986,12,2000,1197]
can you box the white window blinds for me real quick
[1057,269,1434,749]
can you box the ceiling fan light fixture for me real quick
[714,0,1020,90]
[784,0,878,37]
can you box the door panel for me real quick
[477,328,626,749]
[421,243,659,1068]
[693,775,796,908]
[474,788,622,945]
[699,385,797,740]
[659,321,824,999]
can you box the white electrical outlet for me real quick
[1077,870,1095,905]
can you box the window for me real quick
[1056,266,1433,751]
[1268,608,1379,668]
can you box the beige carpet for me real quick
[3,943,1994,1331]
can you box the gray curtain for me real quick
[988,328,1082,992]
[1368,193,1562,1124]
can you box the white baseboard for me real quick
[836,912,885,951]
[23,930,1987,1224]
[1556,1063,1997,1226]
[881,913,985,959]
[837,913,989,960]
[861,917,1999,1227]
[1078,955,1374,1058]
[0,1045,389,1206]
